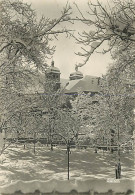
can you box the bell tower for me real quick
[46,60,61,91]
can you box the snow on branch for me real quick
[0,0,72,68]
[74,0,135,68]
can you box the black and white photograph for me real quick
[0,0,134,194]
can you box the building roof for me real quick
[60,78,69,88]
[65,75,100,94]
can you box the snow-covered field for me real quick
[0,144,134,187]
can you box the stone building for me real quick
[24,61,101,95]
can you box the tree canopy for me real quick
[74,0,135,71]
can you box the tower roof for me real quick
[69,66,83,80]
[46,60,60,74]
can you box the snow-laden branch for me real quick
[74,0,135,67]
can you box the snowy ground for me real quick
[0,144,134,187]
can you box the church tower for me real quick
[46,60,61,91]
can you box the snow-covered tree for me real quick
[0,0,72,153]
[70,90,97,146]
[93,76,134,149]
[70,71,134,150]
[0,0,71,67]
[71,0,135,150]
[74,0,135,67]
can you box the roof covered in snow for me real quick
[65,75,101,94]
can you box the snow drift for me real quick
[0,179,134,194]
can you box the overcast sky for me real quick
[23,0,112,79]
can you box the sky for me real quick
[23,0,112,79]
